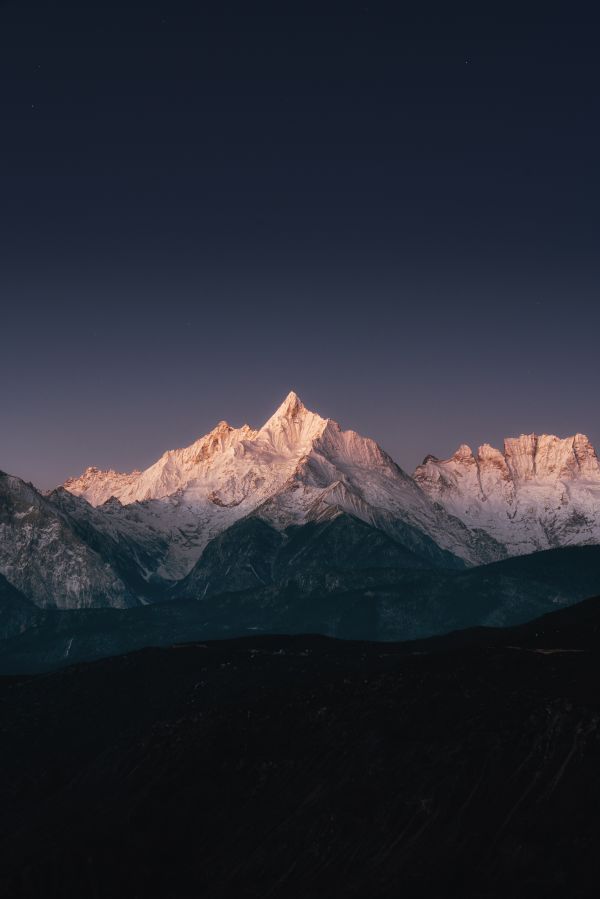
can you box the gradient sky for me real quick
[2,2,600,489]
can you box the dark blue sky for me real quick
[2,1,600,488]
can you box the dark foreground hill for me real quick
[1,598,600,898]
[3,544,600,674]
[0,572,37,640]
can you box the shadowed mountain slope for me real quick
[0,573,37,640]
[0,472,138,610]
[3,545,600,674]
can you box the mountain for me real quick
[415,431,600,555]
[0,472,138,610]
[48,487,168,600]
[2,598,600,898]
[7,395,600,623]
[4,397,600,621]
[4,545,600,674]
[176,512,432,599]
[61,392,503,584]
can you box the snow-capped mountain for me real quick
[0,472,138,609]
[62,392,503,581]
[4,396,600,623]
[414,433,600,555]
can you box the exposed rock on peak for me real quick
[273,390,305,419]
[452,444,476,462]
[501,433,600,482]
[477,443,506,464]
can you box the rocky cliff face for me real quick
[415,433,600,555]
[0,472,138,610]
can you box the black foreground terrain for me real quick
[2,598,600,898]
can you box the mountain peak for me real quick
[452,444,475,462]
[259,392,312,432]
[257,391,329,457]
[211,420,233,435]
[273,391,306,420]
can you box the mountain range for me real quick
[4,545,600,674]
[3,392,600,658]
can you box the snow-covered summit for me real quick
[256,391,328,455]
[63,392,328,508]
[63,392,497,579]
[63,397,600,579]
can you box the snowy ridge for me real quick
[62,392,501,578]
[64,393,325,508]
[415,433,600,555]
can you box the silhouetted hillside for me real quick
[1,596,600,898]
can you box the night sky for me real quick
[2,2,600,489]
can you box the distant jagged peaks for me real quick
[415,432,600,557]
[63,466,142,503]
[417,433,600,486]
